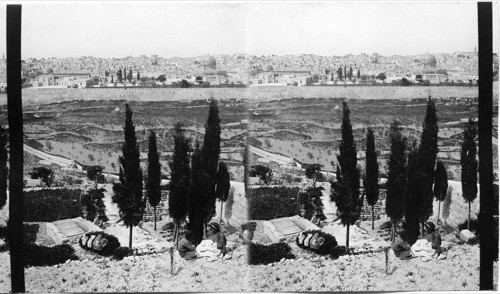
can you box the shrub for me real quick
[241,222,257,232]
[24,189,82,222]
[23,243,78,267]
[247,187,300,220]
[79,231,121,256]
[248,242,295,265]
[113,246,132,260]
[296,230,338,256]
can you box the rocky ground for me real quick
[0,182,497,292]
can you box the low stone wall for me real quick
[0,85,479,105]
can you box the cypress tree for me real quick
[146,130,162,231]
[112,104,144,249]
[460,118,478,230]
[357,69,361,80]
[128,69,133,82]
[0,126,7,209]
[416,97,439,236]
[442,185,453,225]
[334,101,362,253]
[364,127,379,230]
[224,186,235,225]
[385,120,408,241]
[189,141,205,244]
[433,160,448,224]
[200,98,221,229]
[403,139,421,245]
[137,70,140,81]
[216,161,231,223]
[348,66,353,80]
[117,69,122,83]
[169,123,191,244]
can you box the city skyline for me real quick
[1,2,498,59]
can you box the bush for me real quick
[23,243,78,267]
[247,187,300,220]
[113,246,132,260]
[241,222,257,232]
[0,223,41,252]
[24,189,82,222]
[248,242,295,265]
[79,231,121,256]
[296,230,338,256]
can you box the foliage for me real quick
[200,98,222,228]
[385,121,408,233]
[299,187,325,220]
[113,246,132,260]
[216,161,231,203]
[29,166,55,188]
[0,223,40,252]
[188,141,205,244]
[248,242,295,265]
[364,127,379,229]
[334,102,362,251]
[295,230,338,256]
[433,160,448,223]
[112,104,144,249]
[247,187,300,220]
[249,164,273,186]
[241,221,257,232]
[80,188,106,222]
[87,165,105,188]
[0,126,7,209]
[442,185,453,223]
[156,75,167,83]
[376,73,387,81]
[460,118,478,229]
[169,123,190,229]
[403,140,420,245]
[304,164,324,187]
[146,130,162,230]
[23,243,78,267]
[24,189,81,222]
[416,97,439,230]
[224,186,235,222]
[79,231,121,256]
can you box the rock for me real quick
[460,229,477,244]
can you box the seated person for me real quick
[424,221,447,258]
[391,231,413,260]
[177,230,198,260]
[207,222,233,259]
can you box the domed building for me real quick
[203,54,217,70]
[194,54,227,85]
[421,53,437,68]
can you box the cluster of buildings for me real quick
[4,50,487,89]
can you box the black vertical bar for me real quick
[478,2,493,291]
[6,4,25,293]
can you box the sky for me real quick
[1,1,499,59]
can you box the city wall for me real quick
[0,85,479,105]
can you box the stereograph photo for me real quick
[0,1,498,292]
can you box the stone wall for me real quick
[0,85,479,105]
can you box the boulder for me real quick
[459,229,477,244]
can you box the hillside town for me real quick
[2,50,497,91]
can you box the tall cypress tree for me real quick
[416,97,439,235]
[128,69,133,83]
[334,101,362,253]
[146,130,161,231]
[357,69,361,80]
[169,123,191,244]
[0,126,7,209]
[189,141,205,244]
[364,127,379,230]
[461,118,478,230]
[433,160,448,224]
[216,161,231,223]
[385,120,408,241]
[112,104,144,249]
[403,139,420,245]
[136,70,140,81]
[200,98,221,229]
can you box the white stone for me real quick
[460,229,476,243]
